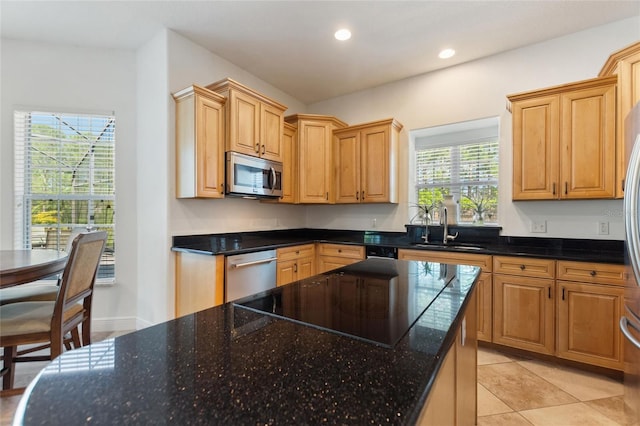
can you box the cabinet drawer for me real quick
[556,260,627,286]
[317,243,364,259]
[277,244,315,261]
[493,256,555,279]
[398,249,492,272]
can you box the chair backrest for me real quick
[54,231,107,325]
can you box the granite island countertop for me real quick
[15,258,480,425]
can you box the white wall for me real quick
[0,39,139,331]
[307,17,640,240]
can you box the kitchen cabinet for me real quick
[492,256,556,355]
[556,260,627,370]
[279,122,297,203]
[174,252,225,317]
[285,114,348,204]
[418,286,477,425]
[599,41,640,198]
[333,118,403,204]
[398,249,493,342]
[173,85,226,198]
[276,244,315,286]
[316,243,364,273]
[207,78,287,162]
[509,76,617,200]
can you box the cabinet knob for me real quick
[255,143,260,153]
[338,249,342,253]
[590,270,596,277]
[520,265,525,270]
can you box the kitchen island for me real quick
[14,258,480,425]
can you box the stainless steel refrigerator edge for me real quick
[621,101,640,424]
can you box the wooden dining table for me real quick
[0,250,68,288]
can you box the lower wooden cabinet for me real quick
[174,252,225,317]
[316,243,364,274]
[418,286,477,425]
[493,273,555,355]
[556,260,626,370]
[276,244,315,286]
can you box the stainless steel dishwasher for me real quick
[225,250,277,302]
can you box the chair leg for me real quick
[2,346,16,390]
[71,327,81,348]
[81,319,91,347]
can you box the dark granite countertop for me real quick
[171,227,625,264]
[16,259,480,425]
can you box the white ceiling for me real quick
[1,1,638,104]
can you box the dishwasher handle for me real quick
[230,257,277,269]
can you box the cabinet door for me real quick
[457,286,478,426]
[512,95,560,200]
[298,120,332,203]
[557,280,624,370]
[260,103,284,162]
[195,94,225,198]
[277,259,296,287]
[560,83,616,199]
[175,252,224,317]
[280,123,297,203]
[297,256,315,281]
[228,90,261,156]
[361,124,391,203]
[493,274,555,355]
[334,129,360,203]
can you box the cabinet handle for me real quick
[562,287,565,300]
[552,183,556,195]
[548,287,551,299]
[565,182,568,195]
[361,190,365,200]
[255,143,260,153]
[622,179,626,192]
[520,265,525,270]
[356,191,359,200]
[590,270,596,277]
[262,144,266,155]
[294,263,297,273]
[326,192,329,200]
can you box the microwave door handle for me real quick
[270,167,277,194]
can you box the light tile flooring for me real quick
[0,338,634,425]
[477,346,634,426]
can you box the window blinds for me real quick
[14,110,116,280]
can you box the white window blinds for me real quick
[414,117,499,224]
[14,110,116,281]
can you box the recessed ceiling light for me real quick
[334,29,352,41]
[438,48,456,59]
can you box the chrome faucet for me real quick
[441,206,458,244]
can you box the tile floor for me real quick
[0,338,634,425]
[477,346,634,426]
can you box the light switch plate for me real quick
[598,221,609,235]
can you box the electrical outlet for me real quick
[372,218,377,228]
[598,221,609,235]
[530,220,547,233]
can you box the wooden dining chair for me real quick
[0,228,87,307]
[0,231,107,391]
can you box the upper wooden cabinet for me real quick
[509,76,617,200]
[173,85,227,199]
[207,78,287,162]
[333,118,403,204]
[599,41,640,198]
[285,114,348,204]
[280,122,297,204]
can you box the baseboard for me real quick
[91,316,138,332]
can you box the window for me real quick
[413,117,499,225]
[14,110,116,282]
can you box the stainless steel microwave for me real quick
[226,151,283,198]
